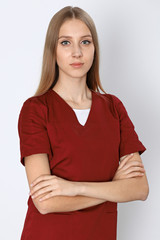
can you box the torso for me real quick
[20,88,119,240]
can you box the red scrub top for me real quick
[18,88,146,240]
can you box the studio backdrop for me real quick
[0,0,159,239]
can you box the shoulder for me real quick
[102,92,122,105]
[94,91,127,118]
[94,91,123,108]
[23,90,48,107]
[21,90,50,109]
[18,91,49,120]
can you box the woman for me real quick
[18,6,149,240]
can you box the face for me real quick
[56,19,95,79]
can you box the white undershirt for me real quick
[72,108,90,126]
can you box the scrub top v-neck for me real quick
[50,88,95,131]
[72,108,90,126]
[18,88,146,240]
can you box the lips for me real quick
[70,62,84,66]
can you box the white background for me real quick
[0,0,159,239]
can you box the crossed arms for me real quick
[24,152,149,214]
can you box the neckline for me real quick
[49,88,95,129]
[73,108,90,110]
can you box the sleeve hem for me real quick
[119,145,147,159]
[20,148,52,166]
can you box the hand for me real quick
[112,154,145,181]
[29,174,78,201]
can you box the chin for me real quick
[70,74,86,79]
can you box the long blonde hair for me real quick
[33,6,107,96]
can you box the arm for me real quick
[24,153,106,215]
[76,152,149,202]
[45,195,106,213]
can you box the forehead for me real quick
[59,19,91,36]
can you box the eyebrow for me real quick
[58,35,92,39]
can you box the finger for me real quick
[39,192,56,202]
[30,175,52,187]
[119,154,134,169]
[124,166,145,175]
[30,180,51,195]
[120,161,144,171]
[31,186,53,199]
[119,154,134,168]
[125,171,144,179]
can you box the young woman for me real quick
[18,6,149,240]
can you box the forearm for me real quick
[44,195,106,214]
[78,176,149,203]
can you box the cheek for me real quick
[85,46,95,59]
[56,49,68,66]
[85,48,95,66]
[91,46,95,59]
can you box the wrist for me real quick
[74,181,85,195]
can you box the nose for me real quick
[72,44,83,58]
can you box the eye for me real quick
[60,40,70,46]
[81,40,91,45]
[60,40,91,46]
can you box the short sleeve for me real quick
[18,97,52,166]
[112,95,147,158]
